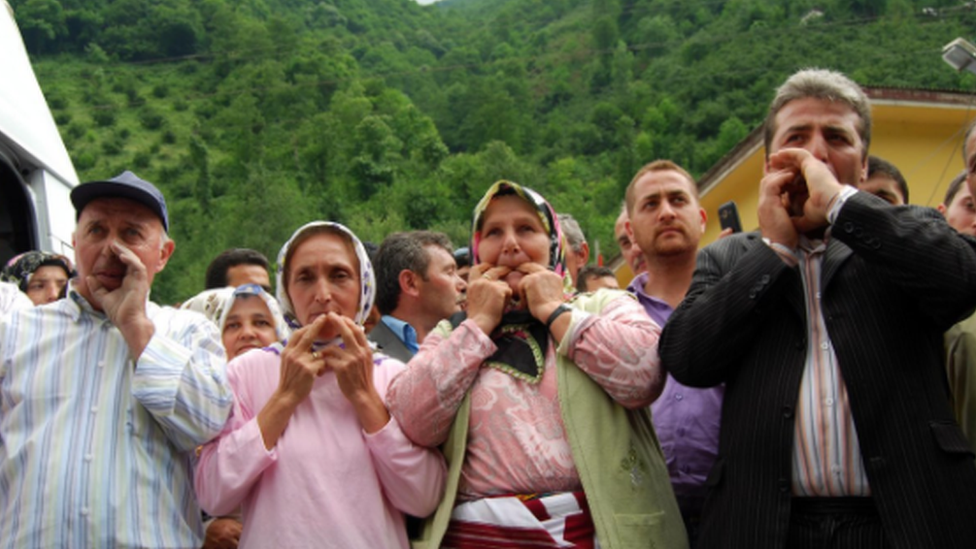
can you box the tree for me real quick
[153,3,203,57]
[189,137,212,213]
[350,115,403,199]
[17,0,67,54]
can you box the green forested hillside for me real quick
[11,0,976,302]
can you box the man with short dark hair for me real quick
[939,170,975,237]
[0,170,232,548]
[453,246,472,311]
[660,69,976,548]
[453,246,472,283]
[625,159,722,546]
[575,265,618,292]
[369,231,466,362]
[205,248,271,292]
[861,156,909,205]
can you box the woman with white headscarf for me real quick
[195,222,446,549]
[182,283,291,548]
[181,283,289,361]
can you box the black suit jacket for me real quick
[659,192,976,548]
[367,319,415,364]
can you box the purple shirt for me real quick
[629,272,723,502]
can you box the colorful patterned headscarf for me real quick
[181,284,289,342]
[274,221,376,330]
[471,180,569,286]
[1,251,75,293]
[467,181,571,383]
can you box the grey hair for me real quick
[764,68,871,159]
[557,213,586,253]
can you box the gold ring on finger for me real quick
[311,351,320,360]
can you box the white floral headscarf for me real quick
[181,284,289,341]
[274,221,376,330]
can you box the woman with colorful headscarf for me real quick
[195,222,446,549]
[1,251,75,305]
[388,181,688,549]
[181,284,289,361]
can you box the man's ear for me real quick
[399,269,421,297]
[579,242,590,265]
[156,239,175,273]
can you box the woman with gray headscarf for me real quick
[195,222,446,549]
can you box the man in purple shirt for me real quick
[625,159,723,546]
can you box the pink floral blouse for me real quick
[387,295,664,500]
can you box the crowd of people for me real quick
[1,66,975,549]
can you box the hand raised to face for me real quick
[276,315,330,405]
[319,312,374,402]
[761,148,845,247]
[516,262,566,324]
[770,148,845,235]
[83,239,161,360]
[320,311,389,434]
[465,263,513,335]
[85,240,150,327]
[759,165,802,249]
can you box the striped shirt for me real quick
[789,236,870,496]
[767,187,870,497]
[0,288,233,548]
[0,282,30,316]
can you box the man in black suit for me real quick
[659,68,976,548]
[369,231,466,362]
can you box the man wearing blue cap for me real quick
[0,171,233,548]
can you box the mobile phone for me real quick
[718,201,742,233]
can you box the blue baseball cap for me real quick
[70,170,169,232]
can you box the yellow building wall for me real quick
[698,103,976,246]
[614,262,635,288]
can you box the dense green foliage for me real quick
[12,0,976,302]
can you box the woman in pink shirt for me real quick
[195,221,447,549]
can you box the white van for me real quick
[0,0,78,266]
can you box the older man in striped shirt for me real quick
[0,171,232,548]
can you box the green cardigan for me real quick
[412,289,689,549]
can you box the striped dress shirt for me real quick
[767,187,871,497]
[790,237,870,497]
[0,288,233,548]
[0,282,31,316]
